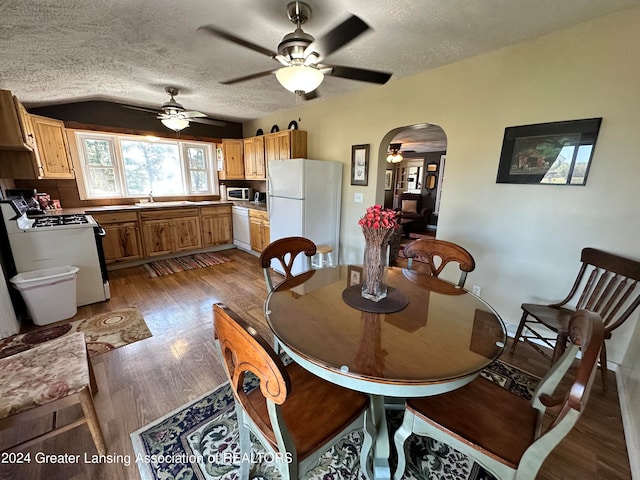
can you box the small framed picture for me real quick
[350,144,370,186]
[384,169,393,190]
[347,265,363,287]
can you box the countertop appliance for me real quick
[267,158,342,276]
[227,187,251,200]
[232,206,251,252]
[0,199,110,309]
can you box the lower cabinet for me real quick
[249,209,270,253]
[201,205,233,246]
[91,212,142,264]
[140,208,202,257]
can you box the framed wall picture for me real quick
[351,144,370,186]
[496,118,602,185]
[384,169,393,190]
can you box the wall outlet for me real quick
[472,285,482,296]
[354,192,364,203]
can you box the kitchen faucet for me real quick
[148,191,154,202]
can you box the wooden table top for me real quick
[266,266,506,395]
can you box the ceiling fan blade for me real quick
[188,117,227,127]
[198,25,278,59]
[303,15,370,62]
[181,111,207,118]
[220,69,277,85]
[121,104,159,114]
[321,64,392,84]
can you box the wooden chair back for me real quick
[552,248,640,336]
[259,236,317,292]
[403,238,475,287]
[213,304,290,412]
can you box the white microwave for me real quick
[227,187,250,200]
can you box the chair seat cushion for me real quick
[245,362,368,461]
[406,376,537,468]
[522,303,573,333]
[0,332,89,419]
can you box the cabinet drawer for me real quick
[91,211,139,223]
[140,208,199,221]
[249,209,268,221]
[201,205,232,216]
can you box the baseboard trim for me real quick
[616,367,640,480]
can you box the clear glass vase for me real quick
[361,243,389,302]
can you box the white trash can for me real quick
[10,266,79,326]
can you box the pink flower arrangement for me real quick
[358,204,399,240]
[359,205,398,301]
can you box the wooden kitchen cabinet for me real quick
[201,205,233,246]
[0,90,74,179]
[218,139,245,180]
[264,130,307,163]
[141,208,202,257]
[30,114,75,179]
[249,209,270,253]
[243,135,266,180]
[91,211,142,264]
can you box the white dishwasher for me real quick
[232,206,251,252]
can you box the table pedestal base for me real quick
[362,394,392,480]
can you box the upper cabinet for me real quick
[218,139,245,180]
[0,89,74,179]
[243,135,266,180]
[264,130,307,164]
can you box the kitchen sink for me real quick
[135,201,196,207]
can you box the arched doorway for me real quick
[379,124,448,235]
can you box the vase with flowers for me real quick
[358,204,399,302]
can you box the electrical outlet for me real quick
[354,192,364,203]
[472,285,482,296]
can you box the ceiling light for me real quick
[275,65,324,94]
[387,143,403,163]
[161,117,190,131]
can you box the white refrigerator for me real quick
[268,158,342,276]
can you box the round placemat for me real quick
[342,285,409,313]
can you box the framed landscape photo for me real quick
[351,144,370,186]
[496,118,602,185]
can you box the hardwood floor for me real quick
[0,248,631,479]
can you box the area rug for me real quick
[130,361,539,480]
[144,252,231,278]
[0,308,152,358]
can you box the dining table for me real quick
[264,265,506,480]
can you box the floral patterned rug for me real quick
[0,308,151,358]
[131,361,538,480]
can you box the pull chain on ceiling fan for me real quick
[198,1,392,98]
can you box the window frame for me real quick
[71,130,218,200]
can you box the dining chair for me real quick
[393,309,604,480]
[212,303,368,480]
[403,238,475,287]
[259,236,317,292]
[0,332,106,455]
[511,247,640,390]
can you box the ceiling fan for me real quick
[123,87,227,131]
[198,1,392,98]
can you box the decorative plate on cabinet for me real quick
[270,124,280,133]
[288,120,298,130]
[256,128,264,136]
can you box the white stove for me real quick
[0,199,110,308]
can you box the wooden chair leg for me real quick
[510,310,529,353]
[236,407,251,480]
[600,341,608,392]
[79,387,106,455]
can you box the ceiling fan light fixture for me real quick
[161,117,190,131]
[387,143,403,163]
[275,65,324,94]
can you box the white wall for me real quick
[245,8,640,469]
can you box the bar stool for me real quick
[312,244,334,268]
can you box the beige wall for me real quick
[245,8,640,470]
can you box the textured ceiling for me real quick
[2,0,639,131]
